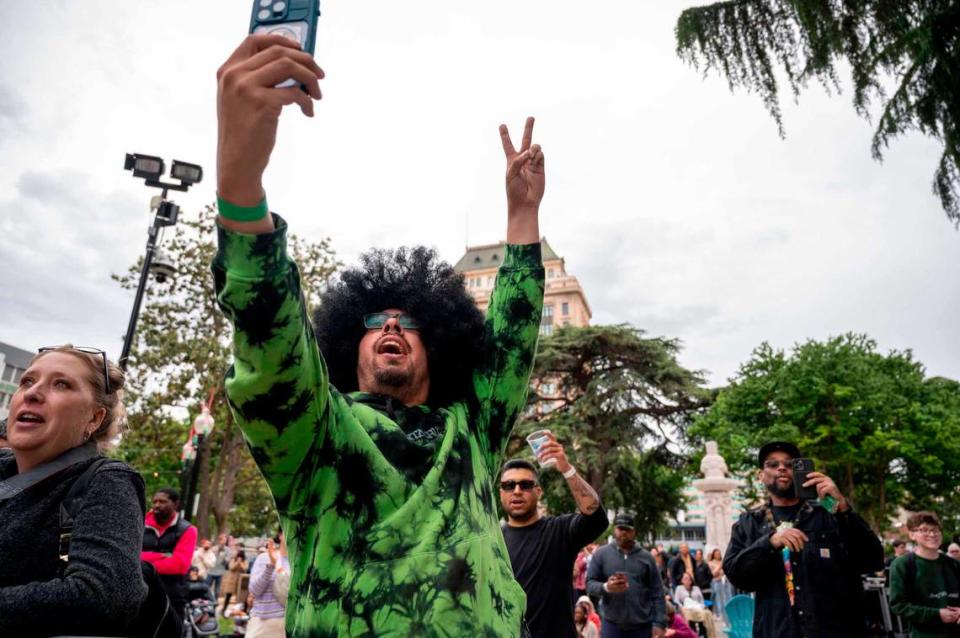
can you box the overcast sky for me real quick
[0,0,957,387]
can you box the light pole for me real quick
[119,153,202,371]
[183,403,216,522]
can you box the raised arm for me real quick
[215,34,324,234]
[500,117,543,244]
[212,37,329,510]
[535,431,601,515]
[471,118,546,468]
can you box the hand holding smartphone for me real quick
[792,458,818,500]
[250,0,321,87]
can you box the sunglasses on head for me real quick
[38,346,112,394]
[500,480,538,492]
[362,312,421,331]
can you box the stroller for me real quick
[183,578,220,637]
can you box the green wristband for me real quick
[217,195,268,222]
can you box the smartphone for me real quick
[249,0,322,87]
[792,458,818,500]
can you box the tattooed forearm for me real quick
[567,472,600,514]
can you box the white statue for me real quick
[700,440,728,479]
[693,441,741,553]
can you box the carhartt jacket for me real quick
[723,500,883,638]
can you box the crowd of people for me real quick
[2,32,960,638]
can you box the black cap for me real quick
[614,514,635,530]
[758,441,800,467]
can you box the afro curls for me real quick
[313,246,485,405]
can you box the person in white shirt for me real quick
[673,572,705,608]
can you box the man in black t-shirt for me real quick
[500,432,608,638]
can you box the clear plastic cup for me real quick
[526,430,557,467]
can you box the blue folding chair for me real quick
[723,594,755,638]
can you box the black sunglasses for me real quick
[38,346,112,394]
[362,312,421,331]
[500,480,538,492]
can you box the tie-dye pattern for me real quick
[212,216,544,637]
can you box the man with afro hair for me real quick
[212,35,545,637]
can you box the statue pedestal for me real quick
[693,441,742,553]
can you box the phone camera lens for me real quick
[257,8,271,20]
[273,1,287,13]
[259,0,272,6]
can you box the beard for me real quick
[507,503,538,523]
[766,478,794,499]
[374,366,411,388]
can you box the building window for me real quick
[547,268,554,279]
[0,392,10,409]
[543,305,554,317]
[562,302,569,316]
[540,324,554,336]
[1,367,16,383]
[540,382,556,395]
[486,276,493,287]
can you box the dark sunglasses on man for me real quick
[38,346,112,394]
[362,312,421,331]
[500,480,538,492]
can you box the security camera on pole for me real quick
[119,153,203,371]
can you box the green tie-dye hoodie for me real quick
[213,216,544,637]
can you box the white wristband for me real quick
[562,466,577,479]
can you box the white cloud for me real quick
[0,0,956,388]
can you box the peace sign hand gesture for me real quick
[500,117,544,244]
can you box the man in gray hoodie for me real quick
[586,513,666,638]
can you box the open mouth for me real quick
[15,411,45,425]
[376,337,407,356]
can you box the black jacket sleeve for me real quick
[835,508,883,574]
[0,464,148,635]
[722,514,783,592]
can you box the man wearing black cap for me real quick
[723,441,883,637]
[500,432,608,638]
[587,513,667,638]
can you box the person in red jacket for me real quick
[141,487,197,624]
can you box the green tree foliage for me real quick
[508,325,712,540]
[676,1,960,224]
[690,333,960,532]
[114,205,339,537]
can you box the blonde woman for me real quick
[0,345,147,636]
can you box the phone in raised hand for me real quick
[249,0,321,87]
[792,458,818,501]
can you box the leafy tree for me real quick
[508,325,712,541]
[676,1,960,224]
[114,204,339,537]
[903,375,960,539]
[690,333,960,532]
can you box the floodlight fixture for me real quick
[119,151,200,371]
[124,153,165,181]
[124,151,202,193]
[170,160,203,186]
